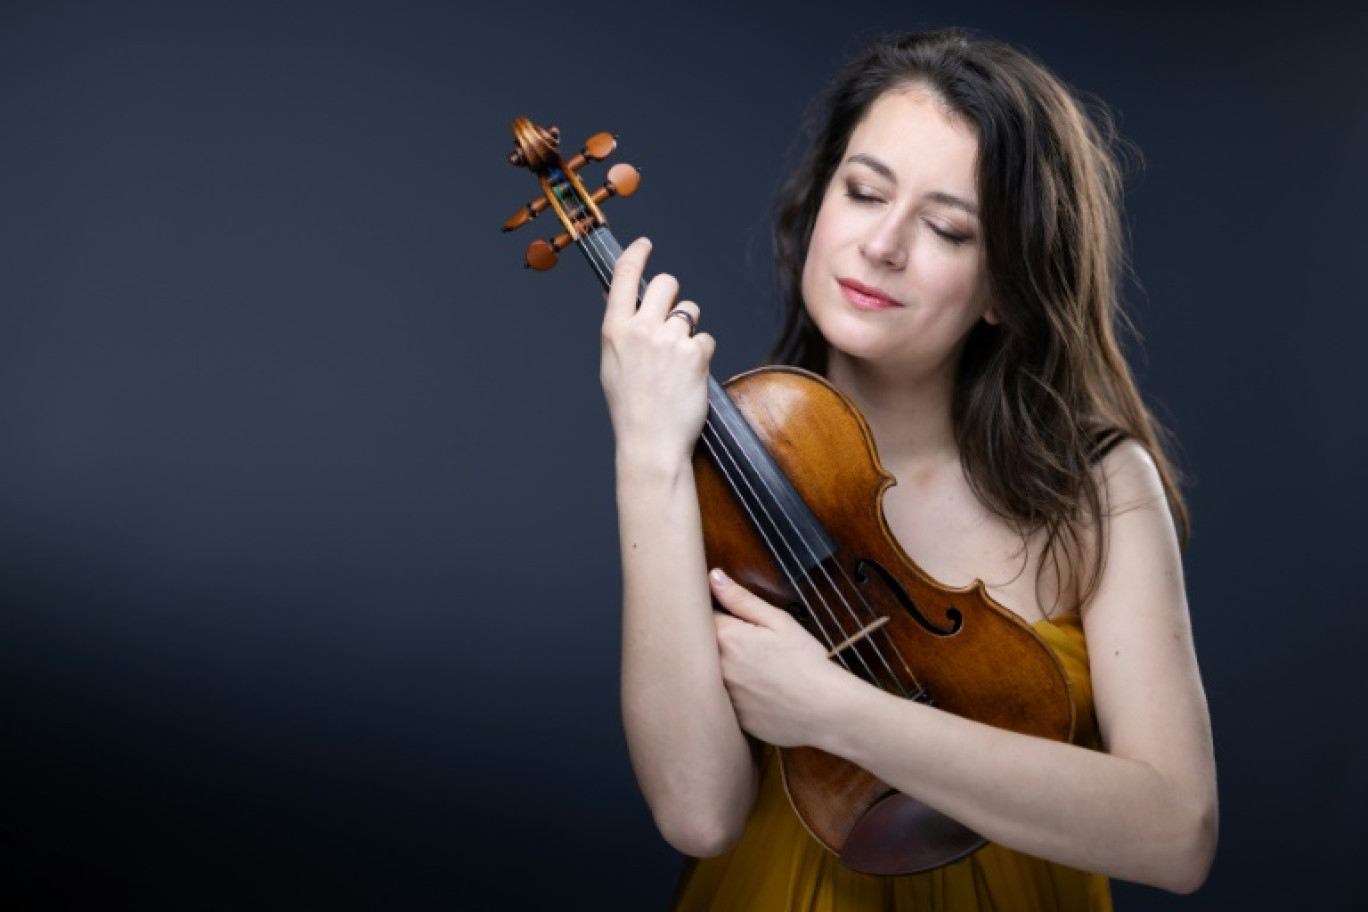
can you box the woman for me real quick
[599,28,1216,910]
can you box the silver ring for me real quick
[666,308,698,336]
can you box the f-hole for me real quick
[853,559,963,637]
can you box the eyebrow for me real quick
[844,152,980,216]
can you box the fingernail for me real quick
[709,568,728,585]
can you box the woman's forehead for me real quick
[843,90,980,190]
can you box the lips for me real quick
[837,278,902,310]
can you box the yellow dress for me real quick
[674,614,1111,911]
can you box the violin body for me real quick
[695,366,1074,874]
[502,116,1075,875]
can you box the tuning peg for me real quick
[601,162,639,198]
[525,234,572,271]
[577,162,641,213]
[503,196,550,232]
[564,131,617,173]
[507,162,638,234]
[520,163,642,269]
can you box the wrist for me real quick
[807,670,890,758]
[615,442,696,483]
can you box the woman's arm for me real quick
[710,441,1217,890]
[603,239,758,856]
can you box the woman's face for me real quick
[801,88,995,381]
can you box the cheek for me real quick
[914,248,991,320]
[798,242,822,316]
[800,207,840,304]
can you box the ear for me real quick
[983,301,1000,326]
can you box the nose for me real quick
[858,213,907,270]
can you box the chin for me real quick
[814,316,899,364]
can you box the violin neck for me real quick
[577,226,836,575]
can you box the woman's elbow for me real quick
[654,807,747,858]
[1157,798,1219,894]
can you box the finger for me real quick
[637,272,680,322]
[664,300,701,336]
[693,332,717,363]
[709,568,787,628]
[604,237,652,328]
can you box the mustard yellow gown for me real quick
[673,614,1112,911]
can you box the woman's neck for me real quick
[824,349,960,469]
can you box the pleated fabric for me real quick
[674,614,1111,911]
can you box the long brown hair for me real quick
[770,29,1188,610]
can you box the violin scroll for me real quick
[502,117,640,270]
[507,119,560,171]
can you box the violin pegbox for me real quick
[502,117,640,270]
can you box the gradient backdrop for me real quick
[2,0,1364,908]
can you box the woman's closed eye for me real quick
[926,220,972,246]
[843,182,885,205]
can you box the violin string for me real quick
[702,401,910,694]
[695,431,852,668]
[699,374,926,697]
[575,213,912,694]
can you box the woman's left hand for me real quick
[709,569,860,747]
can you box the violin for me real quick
[500,118,1075,875]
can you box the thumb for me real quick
[709,569,788,628]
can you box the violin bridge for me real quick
[826,616,890,659]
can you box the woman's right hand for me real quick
[600,238,716,467]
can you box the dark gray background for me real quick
[2,0,1364,908]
